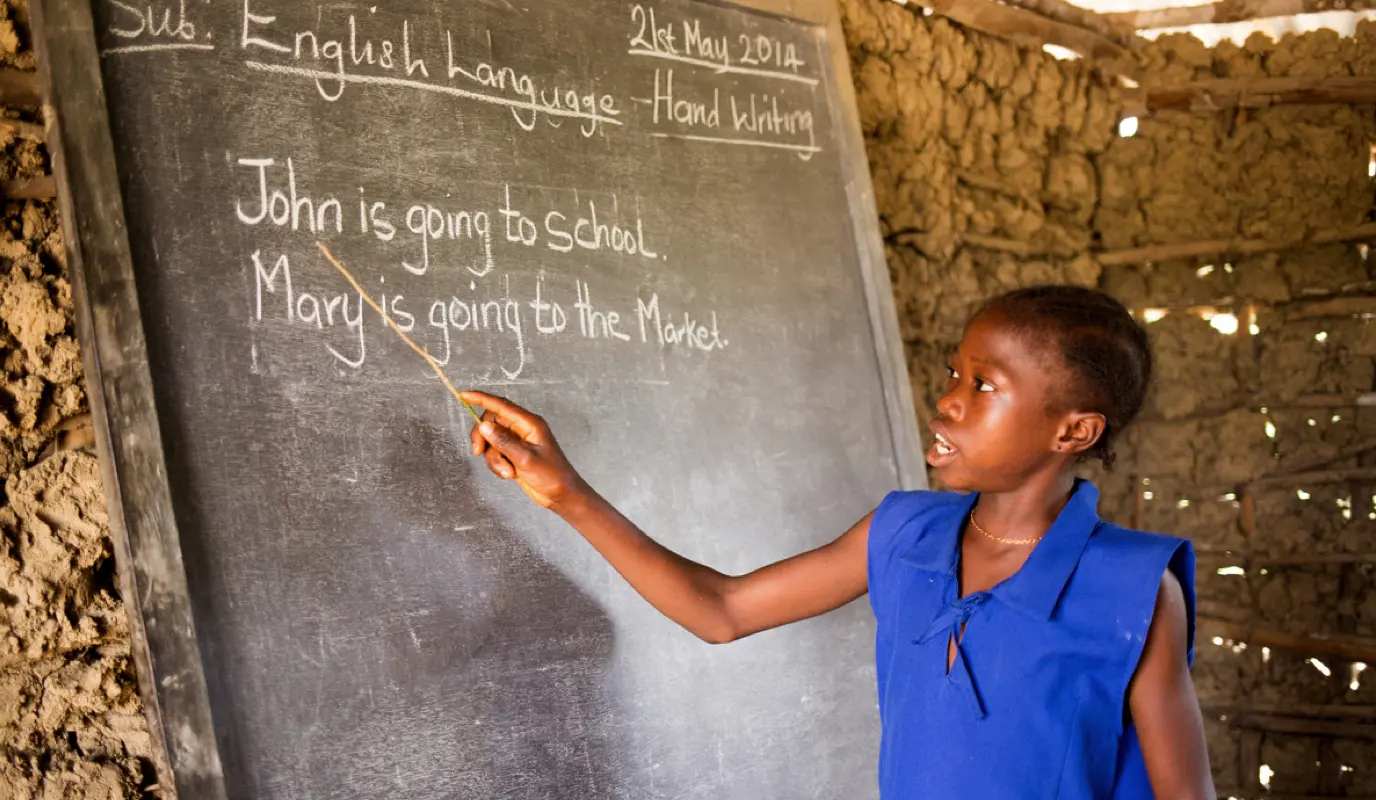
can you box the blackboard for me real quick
[37,0,924,798]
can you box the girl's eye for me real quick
[946,366,959,380]
[974,377,995,393]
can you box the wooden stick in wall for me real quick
[0,118,43,140]
[1184,466,1376,496]
[960,232,1041,256]
[1105,0,1376,30]
[958,225,1376,268]
[1197,551,1376,566]
[0,68,40,107]
[1237,489,1255,543]
[999,0,1136,48]
[1096,222,1376,265]
[0,174,54,199]
[1131,394,1373,426]
[1263,393,1376,409]
[961,224,1376,266]
[1229,713,1376,740]
[905,0,1140,78]
[1249,466,1376,489]
[1283,295,1376,321]
[1215,791,1376,800]
[1204,702,1376,721]
[1199,616,1376,663]
[1122,76,1376,117]
[1131,473,1146,531]
[1278,441,1376,476]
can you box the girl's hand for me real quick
[462,391,591,513]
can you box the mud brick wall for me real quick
[0,2,158,797]
[843,1,1376,794]
[3,0,1373,797]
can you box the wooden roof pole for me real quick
[1106,0,1376,30]
[904,0,1143,79]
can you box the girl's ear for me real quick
[1057,412,1106,455]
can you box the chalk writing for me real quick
[239,0,620,135]
[402,200,493,278]
[638,68,818,159]
[252,248,367,368]
[636,293,726,351]
[234,154,728,385]
[234,157,345,235]
[575,281,632,342]
[237,160,669,278]
[501,185,660,260]
[320,243,484,421]
[252,244,723,380]
[627,4,813,85]
[100,0,214,55]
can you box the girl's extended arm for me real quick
[463,391,871,644]
[1129,572,1216,799]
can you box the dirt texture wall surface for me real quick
[843,1,1376,797]
[1106,29,1376,800]
[844,0,1118,410]
[0,2,159,798]
[4,0,1374,797]
[0,206,158,798]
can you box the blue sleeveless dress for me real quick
[868,480,1195,799]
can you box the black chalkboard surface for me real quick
[38,0,924,797]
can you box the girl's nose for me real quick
[936,389,959,418]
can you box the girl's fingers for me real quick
[484,446,514,480]
[461,391,542,442]
[470,419,488,456]
[470,410,499,456]
[476,418,536,470]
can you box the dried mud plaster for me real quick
[0,201,84,476]
[0,0,1370,796]
[840,0,1117,440]
[0,1,31,72]
[0,175,155,798]
[0,453,157,798]
[845,1,1376,793]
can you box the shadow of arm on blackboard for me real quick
[166,412,627,800]
[383,417,625,799]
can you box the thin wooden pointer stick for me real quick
[318,242,541,500]
[316,241,482,422]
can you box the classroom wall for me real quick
[1105,36,1376,796]
[2,0,1373,797]
[0,3,158,797]
[842,0,1376,794]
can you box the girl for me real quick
[463,285,1214,799]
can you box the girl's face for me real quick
[928,312,1083,492]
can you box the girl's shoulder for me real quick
[870,489,970,555]
[1076,520,1198,665]
[873,488,969,532]
[1082,520,1195,581]
[867,489,971,588]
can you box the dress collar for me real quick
[898,480,1101,621]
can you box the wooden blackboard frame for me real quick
[33,0,924,797]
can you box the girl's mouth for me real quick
[927,430,958,468]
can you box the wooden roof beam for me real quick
[0,174,54,200]
[1106,0,1376,30]
[1122,76,1376,117]
[906,0,1142,80]
[1096,220,1376,265]
[1000,0,1136,48]
[0,68,40,107]
[1199,616,1376,663]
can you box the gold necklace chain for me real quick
[969,509,1044,546]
